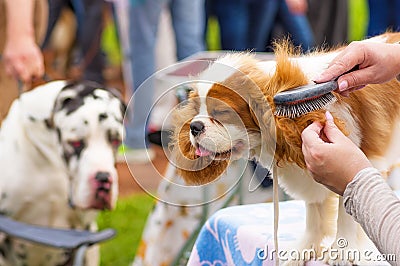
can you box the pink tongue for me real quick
[195,146,212,157]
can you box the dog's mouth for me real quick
[194,141,244,160]
[91,181,112,210]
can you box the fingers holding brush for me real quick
[315,41,400,96]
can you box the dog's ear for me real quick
[170,122,229,185]
[106,87,127,116]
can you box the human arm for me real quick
[302,112,400,259]
[285,0,308,14]
[2,0,44,82]
[314,41,400,96]
[344,167,400,261]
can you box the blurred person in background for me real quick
[205,0,314,52]
[119,0,205,164]
[248,0,314,52]
[307,0,348,47]
[42,0,106,83]
[205,0,248,51]
[0,0,48,124]
[367,0,400,37]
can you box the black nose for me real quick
[190,121,205,136]
[95,171,111,183]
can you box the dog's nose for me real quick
[190,121,205,136]
[95,171,111,183]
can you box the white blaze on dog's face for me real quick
[52,82,125,210]
[189,83,260,161]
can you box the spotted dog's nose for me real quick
[95,171,111,183]
[190,121,205,136]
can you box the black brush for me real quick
[273,66,358,118]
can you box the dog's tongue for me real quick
[195,146,212,157]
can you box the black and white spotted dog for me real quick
[0,81,125,265]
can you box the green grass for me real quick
[206,17,221,51]
[349,0,369,41]
[97,193,155,266]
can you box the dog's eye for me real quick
[212,109,231,117]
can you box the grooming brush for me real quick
[273,66,358,118]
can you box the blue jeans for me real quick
[206,0,249,51]
[368,0,400,37]
[248,0,314,52]
[43,0,105,83]
[125,0,205,149]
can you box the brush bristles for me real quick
[274,92,337,118]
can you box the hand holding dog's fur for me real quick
[302,111,372,195]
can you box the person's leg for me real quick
[0,0,48,124]
[169,0,205,60]
[124,0,165,152]
[247,0,279,52]
[42,0,66,48]
[277,0,314,52]
[74,0,106,83]
[393,0,400,32]
[367,0,390,37]
[211,0,248,51]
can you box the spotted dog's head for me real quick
[50,81,126,210]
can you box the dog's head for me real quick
[170,53,272,185]
[50,81,126,210]
[171,46,343,185]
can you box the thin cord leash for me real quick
[17,73,52,96]
[273,163,279,266]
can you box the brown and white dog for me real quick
[171,33,400,265]
[0,81,125,265]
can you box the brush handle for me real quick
[273,81,337,104]
[273,65,359,104]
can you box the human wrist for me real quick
[5,0,35,42]
[343,161,372,189]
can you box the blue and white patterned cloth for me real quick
[189,190,400,266]
[188,200,325,266]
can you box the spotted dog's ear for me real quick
[106,87,127,116]
[45,95,72,129]
[107,87,123,100]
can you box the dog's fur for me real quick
[0,81,125,265]
[171,33,400,264]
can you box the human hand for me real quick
[2,34,44,83]
[314,41,400,97]
[285,0,308,14]
[301,111,372,195]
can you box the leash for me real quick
[272,163,280,266]
[0,54,52,97]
